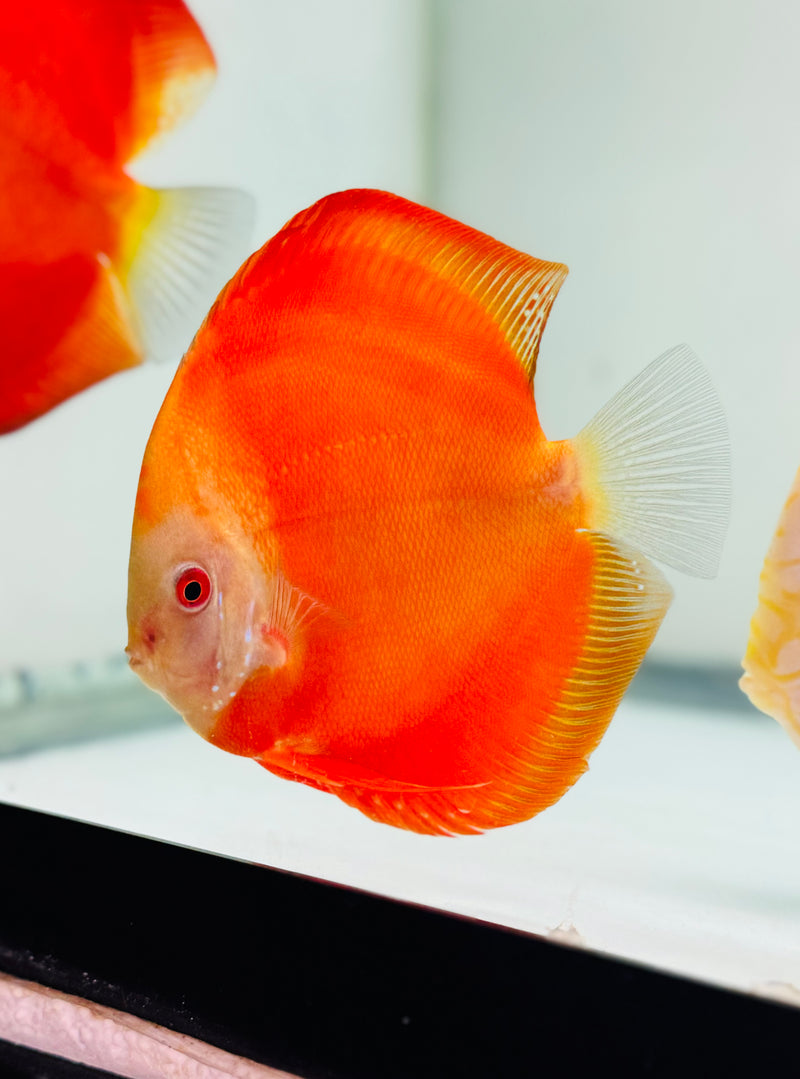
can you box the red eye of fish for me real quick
[175,566,212,611]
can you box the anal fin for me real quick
[0,255,140,432]
[472,530,673,832]
[549,531,673,731]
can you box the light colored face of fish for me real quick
[126,508,281,738]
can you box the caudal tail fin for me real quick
[120,184,256,362]
[571,345,731,578]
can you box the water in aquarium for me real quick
[2,0,800,1013]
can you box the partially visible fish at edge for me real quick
[126,189,731,835]
[0,0,254,433]
[740,468,800,744]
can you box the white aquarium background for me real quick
[430,0,800,666]
[2,0,800,1009]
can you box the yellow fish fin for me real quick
[117,184,255,363]
[740,467,800,743]
[535,529,673,755]
[572,344,731,578]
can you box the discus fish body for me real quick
[127,189,730,835]
[740,470,800,742]
[0,0,253,433]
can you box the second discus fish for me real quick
[0,0,253,433]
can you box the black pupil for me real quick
[183,579,203,603]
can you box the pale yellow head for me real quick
[125,507,284,738]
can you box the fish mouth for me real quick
[125,646,162,693]
[125,645,144,671]
[124,635,172,697]
[125,619,158,670]
[124,636,249,738]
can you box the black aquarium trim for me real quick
[1,800,796,1078]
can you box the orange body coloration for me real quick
[0,0,251,433]
[127,190,730,834]
[740,468,800,743]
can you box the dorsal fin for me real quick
[203,189,568,384]
[124,0,217,161]
[0,1,215,165]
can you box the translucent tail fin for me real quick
[572,345,731,578]
[124,185,256,362]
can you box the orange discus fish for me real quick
[126,189,730,835]
[0,0,253,433]
[740,469,800,743]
